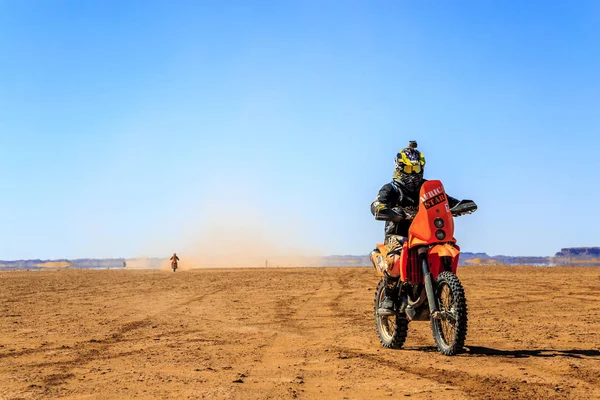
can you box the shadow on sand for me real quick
[403,346,600,359]
[465,346,600,359]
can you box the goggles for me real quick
[400,163,422,174]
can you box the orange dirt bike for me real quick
[371,180,477,355]
[171,261,178,272]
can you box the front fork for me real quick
[419,247,441,319]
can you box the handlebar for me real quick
[383,201,477,222]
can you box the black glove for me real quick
[389,207,406,222]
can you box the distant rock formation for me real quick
[554,247,600,265]
[0,258,125,269]
[460,253,550,265]
[460,248,600,266]
[555,247,600,258]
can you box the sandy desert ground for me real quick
[0,266,598,399]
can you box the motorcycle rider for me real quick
[370,141,460,315]
[170,253,179,270]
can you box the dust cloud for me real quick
[136,180,323,270]
[177,206,323,269]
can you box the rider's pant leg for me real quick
[384,235,406,278]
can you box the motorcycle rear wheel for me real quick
[374,279,408,349]
[431,271,468,355]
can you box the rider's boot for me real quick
[378,272,399,316]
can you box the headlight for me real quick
[435,230,446,240]
[434,218,444,228]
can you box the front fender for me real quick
[428,244,460,278]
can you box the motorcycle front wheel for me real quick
[431,271,468,355]
[374,279,408,349]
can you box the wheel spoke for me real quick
[386,316,396,336]
[378,289,395,339]
[445,312,457,327]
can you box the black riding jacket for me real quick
[371,180,459,237]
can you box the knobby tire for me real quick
[431,271,468,355]
[374,279,409,349]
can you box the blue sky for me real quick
[1,0,599,259]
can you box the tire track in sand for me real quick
[230,270,335,399]
[5,285,224,397]
[231,269,463,399]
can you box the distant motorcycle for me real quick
[170,253,179,272]
[371,180,477,355]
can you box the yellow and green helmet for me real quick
[393,141,426,191]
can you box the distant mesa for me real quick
[460,253,550,265]
[554,247,600,258]
[0,258,125,269]
[554,247,600,265]
[460,247,600,266]
[36,261,72,268]
[463,257,498,265]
